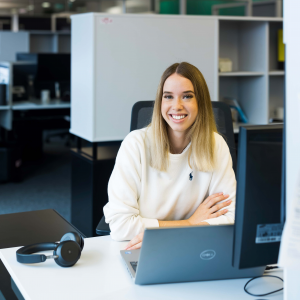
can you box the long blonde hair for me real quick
[149,62,217,172]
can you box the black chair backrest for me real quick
[130,101,155,132]
[130,101,236,172]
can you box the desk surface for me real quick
[0,236,284,300]
[0,209,85,249]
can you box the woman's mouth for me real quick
[169,114,188,122]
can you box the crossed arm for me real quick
[125,192,232,250]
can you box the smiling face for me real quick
[161,73,198,136]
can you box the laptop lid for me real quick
[134,225,264,285]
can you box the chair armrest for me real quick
[96,216,111,236]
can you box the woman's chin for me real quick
[168,124,189,134]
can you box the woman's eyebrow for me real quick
[183,90,195,94]
[163,91,195,94]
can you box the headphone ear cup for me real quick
[60,232,84,251]
[54,241,81,268]
[80,235,84,251]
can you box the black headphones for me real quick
[16,232,84,268]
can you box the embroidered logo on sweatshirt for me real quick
[189,171,193,181]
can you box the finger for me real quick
[209,200,232,213]
[126,242,142,250]
[203,192,224,204]
[207,194,229,208]
[124,235,141,250]
[207,193,227,206]
[209,209,228,219]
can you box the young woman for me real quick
[103,62,236,250]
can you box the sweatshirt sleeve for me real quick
[103,132,159,241]
[202,134,236,225]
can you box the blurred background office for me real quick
[0,0,284,227]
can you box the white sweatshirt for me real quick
[103,128,236,241]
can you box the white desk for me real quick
[0,236,284,300]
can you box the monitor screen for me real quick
[233,124,283,269]
[36,54,70,83]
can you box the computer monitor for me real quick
[16,53,70,83]
[16,53,70,99]
[36,54,70,83]
[233,124,284,269]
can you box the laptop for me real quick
[120,225,265,285]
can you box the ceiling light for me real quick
[70,0,76,2]
[42,2,51,8]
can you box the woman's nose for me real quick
[173,98,183,110]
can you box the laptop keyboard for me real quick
[130,261,138,273]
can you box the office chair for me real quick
[96,100,236,235]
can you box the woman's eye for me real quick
[183,94,193,99]
[163,95,173,99]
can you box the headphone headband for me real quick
[16,232,84,267]
[16,242,58,264]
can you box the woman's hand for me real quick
[124,231,144,250]
[188,192,232,226]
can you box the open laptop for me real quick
[120,225,265,285]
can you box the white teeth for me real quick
[172,115,186,120]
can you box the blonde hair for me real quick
[149,62,217,172]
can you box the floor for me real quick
[0,134,72,222]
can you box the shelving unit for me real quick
[30,33,56,53]
[219,20,267,73]
[29,31,71,53]
[219,72,264,77]
[269,76,284,119]
[268,21,283,72]
[12,101,70,110]
[267,20,284,121]
[233,122,254,134]
[219,75,268,124]
[0,30,71,130]
[0,30,70,62]
[269,70,285,76]
[218,17,284,126]
[0,60,70,131]
[58,34,71,53]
